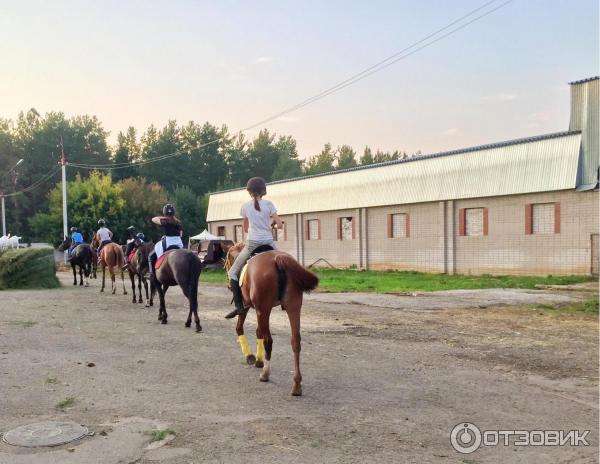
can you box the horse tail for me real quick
[187,251,202,310]
[274,254,319,294]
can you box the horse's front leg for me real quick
[111,270,116,294]
[143,276,150,307]
[155,282,167,324]
[72,263,77,286]
[235,313,255,365]
[121,270,127,295]
[79,265,84,286]
[130,272,136,303]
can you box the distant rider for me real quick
[122,226,145,270]
[67,226,84,261]
[148,204,183,277]
[94,219,113,254]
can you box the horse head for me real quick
[58,236,71,252]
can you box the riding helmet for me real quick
[246,177,267,196]
[136,232,145,241]
[127,225,136,233]
[98,219,106,227]
[70,226,78,232]
[163,203,176,216]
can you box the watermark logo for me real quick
[450,422,590,454]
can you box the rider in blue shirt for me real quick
[68,226,84,259]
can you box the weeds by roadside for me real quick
[145,429,176,442]
[55,397,76,410]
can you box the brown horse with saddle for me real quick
[216,242,319,396]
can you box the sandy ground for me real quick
[0,272,597,463]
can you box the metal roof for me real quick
[569,77,599,85]
[207,131,582,222]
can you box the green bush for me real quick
[0,248,59,290]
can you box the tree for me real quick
[304,143,337,175]
[30,171,125,245]
[337,145,357,169]
[360,146,374,165]
[247,129,280,181]
[170,185,203,242]
[272,135,302,180]
[112,127,139,181]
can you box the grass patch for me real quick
[533,298,599,314]
[8,320,37,328]
[55,396,76,410]
[145,429,176,443]
[200,267,592,293]
[0,248,59,290]
[45,376,58,384]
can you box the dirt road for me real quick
[0,272,597,463]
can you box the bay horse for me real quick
[92,237,127,295]
[137,245,203,332]
[222,242,319,396]
[58,237,94,286]
[123,241,153,305]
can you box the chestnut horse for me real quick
[92,238,127,295]
[137,246,203,332]
[222,243,319,396]
[123,241,153,305]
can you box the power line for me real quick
[2,166,62,198]
[67,0,513,171]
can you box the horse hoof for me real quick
[84,283,89,287]
[185,321,191,328]
[254,359,264,368]
[195,326,202,333]
[149,302,153,307]
[158,315,162,321]
[246,354,256,365]
[161,319,167,325]
[73,282,77,286]
[124,291,128,295]
[138,299,142,304]
[100,289,104,293]
[259,374,269,382]
[291,385,302,396]
[144,303,150,308]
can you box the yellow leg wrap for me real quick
[238,335,251,357]
[256,339,265,362]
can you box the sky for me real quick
[0,0,598,159]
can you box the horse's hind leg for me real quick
[285,298,303,396]
[236,313,255,365]
[143,278,151,307]
[156,283,167,324]
[72,264,77,286]
[79,266,84,286]
[129,273,136,303]
[256,311,273,382]
[137,275,143,303]
[100,265,106,292]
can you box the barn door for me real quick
[591,234,599,277]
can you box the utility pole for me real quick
[60,137,68,263]
[1,193,5,236]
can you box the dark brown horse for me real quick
[137,246,203,332]
[58,237,94,286]
[92,238,127,295]
[123,241,153,305]
[222,242,319,396]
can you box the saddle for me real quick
[239,245,275,287]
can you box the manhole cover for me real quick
[2,421,88,447]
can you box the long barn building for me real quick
[207,77,599,276]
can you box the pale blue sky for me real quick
[0,0,597,158]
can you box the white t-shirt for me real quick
[241,199,277,242]
[96,227,112,242]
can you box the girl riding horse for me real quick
[225,177,283,319]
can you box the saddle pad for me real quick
[155,250,175,270]
[128,251,136,262]
[239,263,249,288]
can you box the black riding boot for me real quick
[225,279,247,319]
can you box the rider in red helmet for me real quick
[225,177,283,319]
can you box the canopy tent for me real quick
[189,229,223,241]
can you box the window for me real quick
[233,224,243,242]
[217,226,226,238]
[526,203,560,235]
[273,221,286,241]
[387,213,410,238]
[337,217,355,240]
[465,208,484,236]
[458,208,488,236]
[305,219,320,240]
